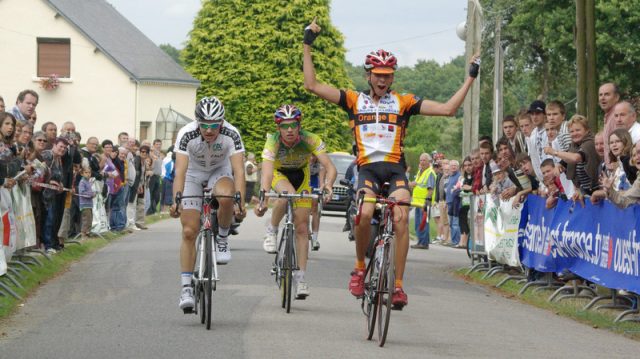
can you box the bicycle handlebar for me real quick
[362,196,427,209]
[263,192,319,200]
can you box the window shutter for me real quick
[37,38,70,78]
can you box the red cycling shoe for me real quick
[349,269,365,297]
[391,287,408,310]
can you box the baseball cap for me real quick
[528,100,546,113]
[490,162,502,174]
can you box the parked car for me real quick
[325,152,355,212]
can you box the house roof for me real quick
[46,0,200,86]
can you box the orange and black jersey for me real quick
[338,89,423,166]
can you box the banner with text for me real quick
[483,195,521,267]
[519,195,640,293]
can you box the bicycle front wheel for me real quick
[363,255,378,340]
[284,226,294,313]
[204,230,213,330]
[377,238,395,347]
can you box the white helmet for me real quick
[195,96,225,122]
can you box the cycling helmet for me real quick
[195,96,225,122]
[364,49,398,74]
[274,104,302,124]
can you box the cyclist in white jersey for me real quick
[171,97,247,311]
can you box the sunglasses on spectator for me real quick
[199,122,221,130]
[278,122,300,130]
[35,138,47,142]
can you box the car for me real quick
[324,152,355,212]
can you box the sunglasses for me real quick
[36,138,47,142]
[199,122,221,130]
[278,122,300,130]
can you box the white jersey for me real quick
[174,121,245,172]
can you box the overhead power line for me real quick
[348,28,455,50]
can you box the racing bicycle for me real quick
[260,190,318,313]
[176,188,242,330]
[356,191,426,347]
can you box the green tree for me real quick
[479,0,640,136]
[182,0,353,155]
[159,43,183,66]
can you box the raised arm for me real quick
[302,18,341,104]
[419,56,480,117]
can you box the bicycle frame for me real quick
[195,192,220,286]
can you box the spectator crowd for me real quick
[0,89,178,254]
[408,82,640,260]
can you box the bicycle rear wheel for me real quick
[377,238,395,347]
[363,254,378,340]
[204,230,213,330]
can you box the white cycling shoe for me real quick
[263,233,277,253]
[179,286,195,310]
[295,281,310,299]
[216,239,231,264]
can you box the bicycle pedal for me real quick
[391,304,404,311]
[183,307,194,314]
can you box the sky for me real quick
[107,0,468,66]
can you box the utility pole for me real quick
[585,0,598,130]
[492,15,504,145]
[576,0,586,116]
[462,0,483,157]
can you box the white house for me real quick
[0,0,199,147]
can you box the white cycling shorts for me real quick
[181,166,233,211]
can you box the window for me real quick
[37,38,70,78]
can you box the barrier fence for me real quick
[0,180,108,300]
[465,193,640,322]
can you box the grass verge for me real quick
[0,213,170,320]
[455,268,640,341]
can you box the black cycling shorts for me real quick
[357,162,409,195]
[275,168,306,191]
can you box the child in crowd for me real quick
[78,166,95,239]
[540,158,565,208]
[489,162,514,200]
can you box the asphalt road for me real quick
[1,212,639,358]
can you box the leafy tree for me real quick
[159,43,183,66]
[479,0,640,136]
[182,0,353,155]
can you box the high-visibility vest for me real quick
[411,166,436,204]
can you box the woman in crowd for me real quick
[601,141,640,208]
[104,145,126,232]
[607,129,636,189]
[544,115,599,200]
[41,137,70,253]
[591,129,637,204]
[455,156,474,249]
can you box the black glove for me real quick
[469,57,481,78]
[303,25,319,45]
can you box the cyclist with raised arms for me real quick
[302,18,480,309]
[171,96,247,311]
[255,104,336,299]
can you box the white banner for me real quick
[483,194,522,267]
[91,180,109,234]
[0,188,17,262]
[11,183,37,250]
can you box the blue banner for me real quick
[519,195,640,294]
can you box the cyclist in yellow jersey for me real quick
[302,18,480,309]
[255,104,336,299]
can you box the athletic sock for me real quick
[355,260,366,271]
[219,226,230,237]
[311,232,318,241]
[294,270,305,282]
[181,272,192,287]
[395,279,403,289]
[267,223,278,235]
